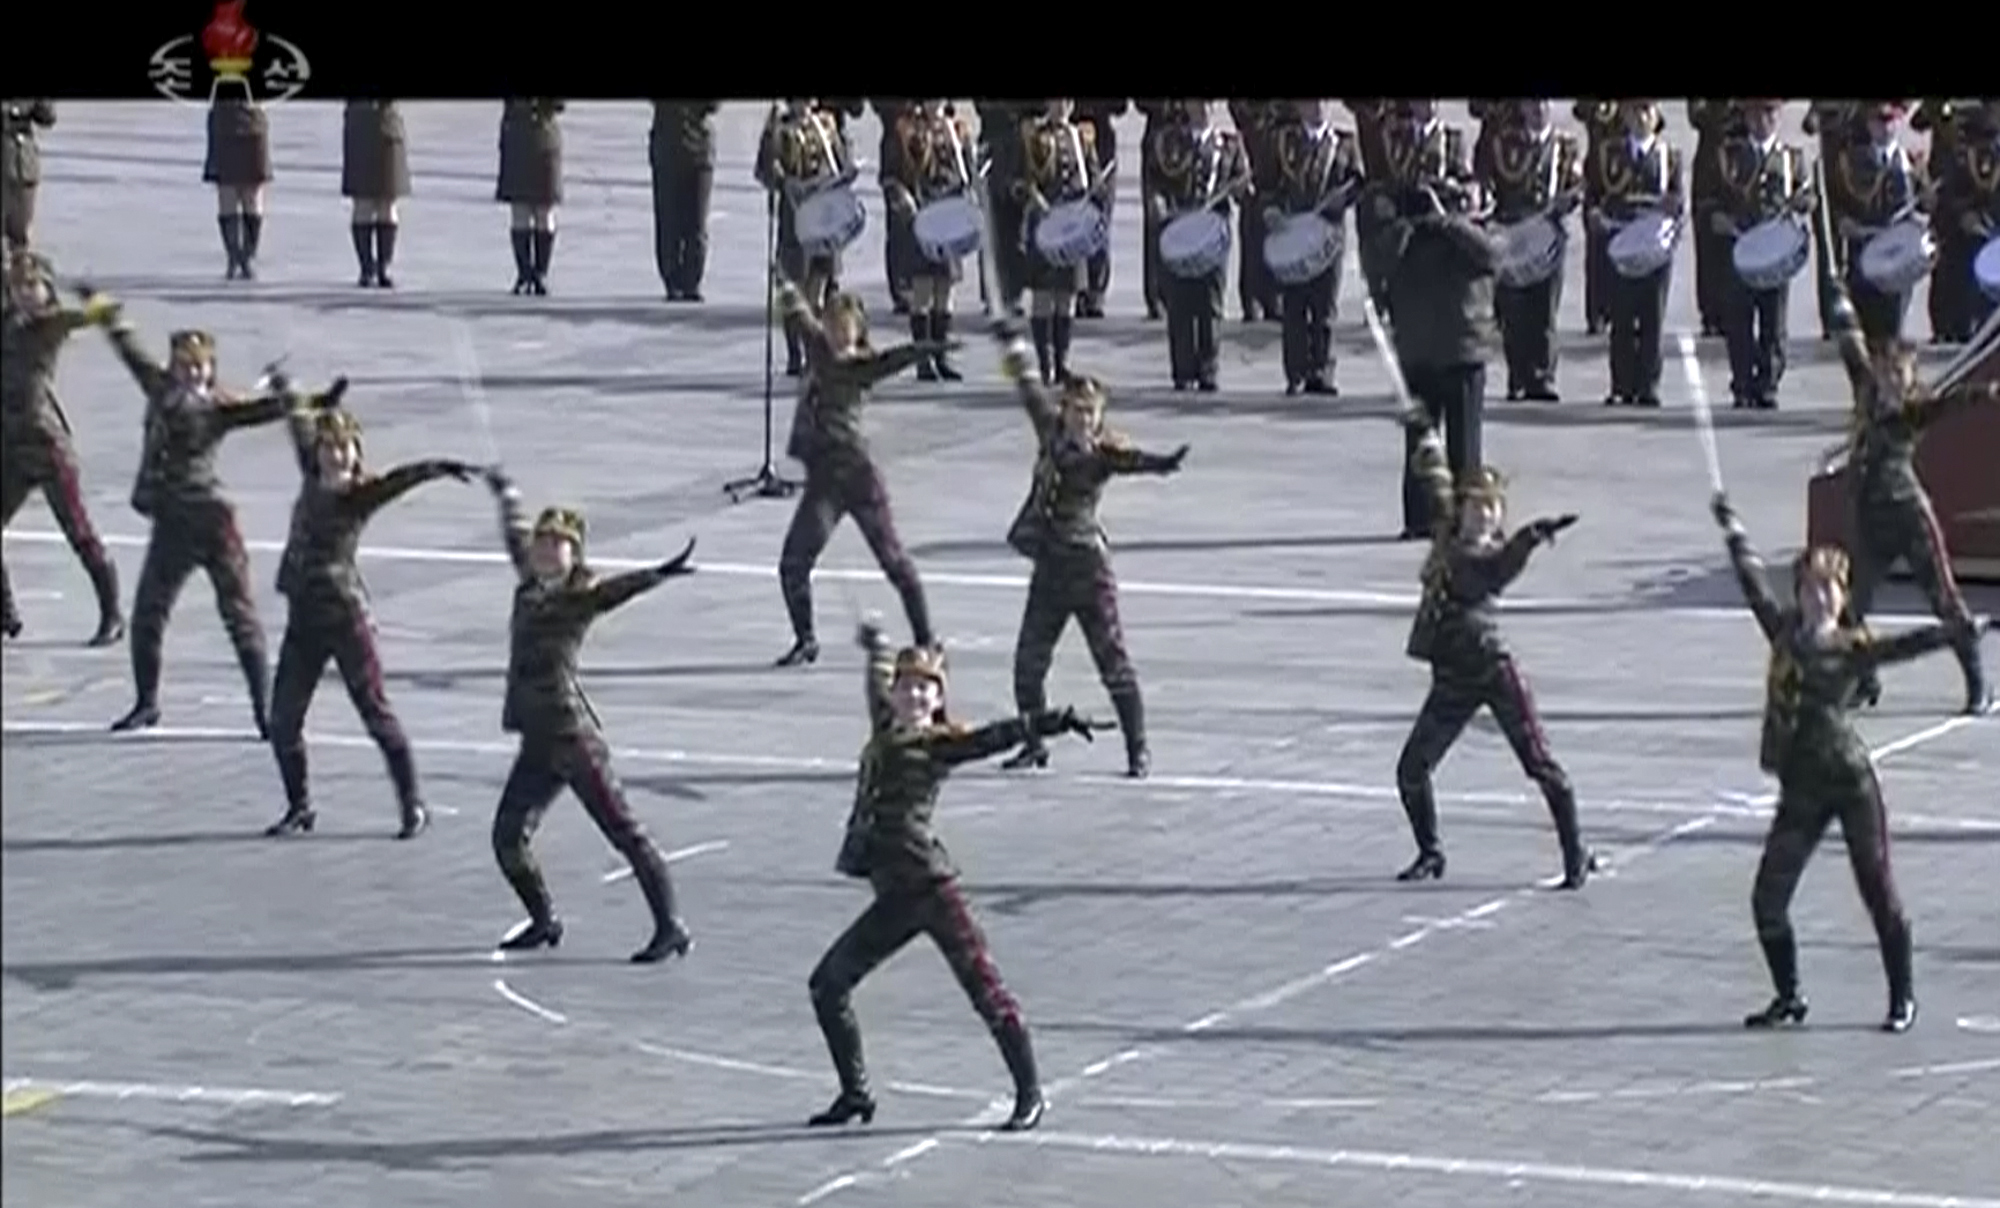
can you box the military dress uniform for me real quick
[1393,419,1592,887]
[1804,100,1862,337]
[1911,99,1965,342]
[1571,100,1624,334]
[756,104,856,376]
[871,99,917,313]
[1346,99,1399,321]
[1826,127,1929,346]
[649,101,718,302]
[1014,107,1103,383]
[1267,113,1362,396]
[340,101,409,288]
[1074,100,1128,318]
[1706,122,1809,409]
[204,97,272,280]
[880,104,977,381]
[480,479,697,964]
[1934,103,2000,341]
[977,102,1028,314]
[1,264,123,645]
[1235,101,1285,321]
[1475,116,1581,401]
[1146,112,1245,390]
[1712,504,1977,1033]
[1689,100,1747,337]
[2,99,54,250]
[496,99,565,295]
[1585,122,1684,406]
[1135,99,1175,319]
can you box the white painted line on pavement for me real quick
[602,839,730,883]
[1958,1016,2000,1034]
[1891,1058,2000,1078]
[1,1076,341,1109]
[491,979,567,1025]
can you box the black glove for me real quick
[1160,444,1191,473]
[1530,514,1580,543]
[316,376,349,408]
[439,460,479,483]
[990,316,1023,344]
[482,465,513,494]
[1054,705,1097,742]
[1710,492,1737,531]
[855,618,885,650]
[656,536,697,578]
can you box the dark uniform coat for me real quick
[340,101,409,200]
[3,99,52,189]
[203,98,271,187]
[496,100,564,207]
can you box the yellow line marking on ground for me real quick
[2,1089,61,1117]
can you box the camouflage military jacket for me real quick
[1726,531,1955,778]
[0,303,91,439]
[778,282,929,468]
[108,325,292,518]
[1003,372,1179,559]
[1404,435,1543,673]
[1833,311,1998,509]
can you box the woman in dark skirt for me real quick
[341,101,410,289]
[496,99,564,295]
[205,95,272,280]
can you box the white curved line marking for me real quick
[492,979,566,1025]
[603,840,730,883]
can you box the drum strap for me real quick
[1542,133,1559,210]
[1066,125,1086,189]
[942,117,973,197]
[809,114,839,182]
[1200,128,1221,204]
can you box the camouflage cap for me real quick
[168,329,215,358]
[1058,374,1108,420]
[893,645,947,689]
[312,408,363,450]
[1793,545,1852,590]
[532,506,586,549]
[1457,465,1508,503]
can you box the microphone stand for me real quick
[724,188,801,503]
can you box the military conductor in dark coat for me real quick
[497,99,564,295]
[342,100,409,288]
[650,101,717,302]
[1370,179,1500,537]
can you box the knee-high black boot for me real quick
[530,230,554,295]
[350,224,377,286]
[1029,317,1054,384]
[933,313,963,380]
[1108,683,1148,778]
[628,847,692,965]
[1052,314,1075,382]
[218,214,245,278]
[911,313,937,382]
[372,222,398,288]
[1745,927,1808,1027]
[807,997,876,1125]
[496,853,563,950]
[994,1017,1046,1131]
[508,229,533,294]
[84,555,123,647]
[240,214,263,278]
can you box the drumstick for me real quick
[451,320,504,471]
[1676,333,1726,495]
[1361,298,1417,420]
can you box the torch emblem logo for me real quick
[148,2,310,106]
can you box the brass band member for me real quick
[1803,100,1862,338]
[1234,101,1285,322]
[1910,99,1965,343]
[1,250,123,646]
[1584,99,1684,407]
[341,100,408,289]
[2,99,55,250]
[1267,99,1362,396]
[1571,100,1624,334]
[1136,99,1174,320]
[1476,98,1581,402]
[649,100,718,302]
[1933,99,2000,341]
[872,98,917,315]
[1704,100,1812,410]
[1074,99,1128,318]
[1147,100,1247,390]
[496,99,565,296]
[1689,100,1746,337]
[1014,99,1104,384]
[756,99,856,377]
[882,99,976,382]
[977,102,1028,315]
[1346,99,1399,320]
[205,95,271,280]
[1827,101,1928,345]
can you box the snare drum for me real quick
[1262,212,1342,286]
[1974,236,2000,302]
[794,181,867,258]
[1494,216,1564,288]
[1858,218,1937,295]
[1159,210,1231,280]
[913,194,983,265]
[1732,217,1810,291]
[1608,211,1679,279]
[1033,199,1107,267]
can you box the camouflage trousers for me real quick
[129,505,268,727]
[1,430,121,632]
[779,457,933,647]
[1752,762,1910,1004]
[268,603,419,815]
[1396,656,1581,862]
[1012,548,1144,759]
[1849,495,1985,698]
[492,728,675,930]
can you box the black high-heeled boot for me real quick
[933,313,963,380]
[1109,685,1148,778]
[530,229,555,295]
[218,214,245,279]
[351,224,377,286]
[239,214,263,278]
[508,229,533,294]
[372,222,398,288]
[912,313,938,382]
[1029,317,1053,384]
[1745,931,1807,1027]
[994,1017,1046,1132]
[807,999,876,1126]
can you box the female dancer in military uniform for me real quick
[990,322,1188,778]
[1,250,123,645]
[2,99,55,250]
[757,100,855,376]
[264,400,479,840]
[1710,495,1988,1033]
[478,472,698,962]
[770,270,941,667]
[497,99,564,295]
[880,99,975,382]
[91,297,331,737]
[1824,284,1996,714]
[1014,99,1103,384]
[205,95,271,280]
[341,100,409,288]
[1392,413,1595,887]
[805,621,1097,1132]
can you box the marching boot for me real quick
[3,610,19,641]
[1745,931,1807,1027]
[264,807,316,836]
[783,316,805,376]
[1029,317,1054,384]
[84,556,124,647]
[218,214,246,279]
[266,744,316,836]
[994,1017,1046,1132]
[1051,313,1075,382]
[529,229,555,295]
[237,645,272,741]
[1544,781,1597,889]
[933,313,963,380]
[628,854,693,965]
[807,999,877,1126]
[110,700,161,732]
[774,637,819,668]
[1396,780,1446,880]
[1881,919,1917,1033]
[351,224,377,286]
[240,214,264,278]
[396,803,430,840]
[1109,685,1149,779]
[496,863,564,951]
[1954,635,1992,716]
[1396,850,1446,882]
[1001,700,1050,770]
[372,222,399,288]
[508,229,533,294]
[912,313,938,381]
[381,739,427,838]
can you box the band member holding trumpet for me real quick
[1267,99,1362,396]
[1585,99,1684,408]
[1476,98,1581,402]
[1689,100,1746,338]
[1826,101,1929,346]
[872,99,917,315]
[1014,99,1104,384]
[1804,100,1861,338]
[1147,100,1248,390]
[1934,99,2000,341]
[1074,100,1127,319]
[756,99,856,377]
[881,99,976,382]
[1234,101,1284,322]
[1704,99,1811,410]
[1571,100,1625,335]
